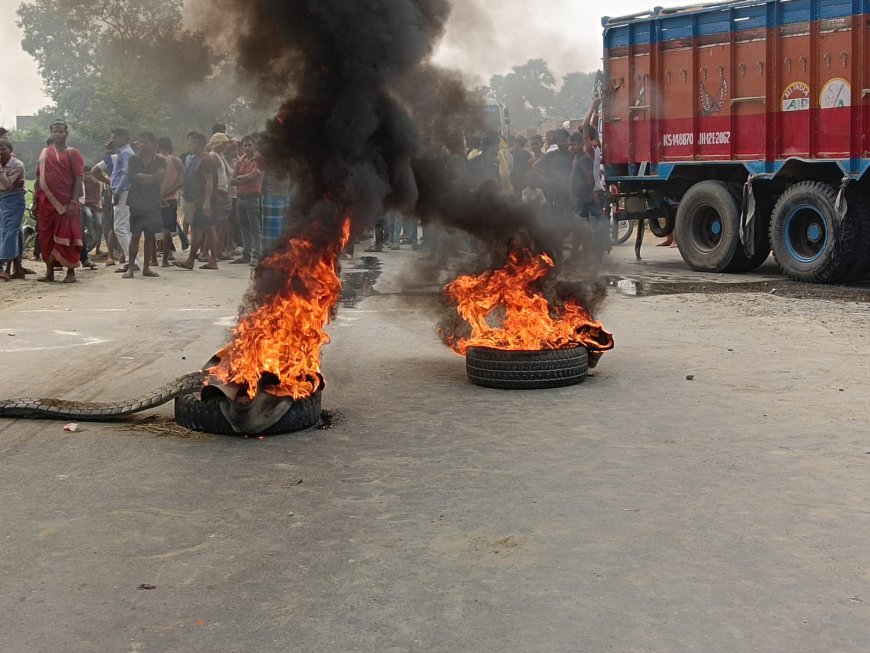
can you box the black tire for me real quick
[21,224,36,251]
[648,205,676,238]
[725,185,771,273]
[769,181,856,283]
[466,346,588,390]
[610,216,634,245]
[81,209,97,254]
[174,391,321,436]
[843,188,870,280]
[675,181,742,271]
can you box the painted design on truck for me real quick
[820,78,850,108]
[781,82,810,111]
[699,66,728,116]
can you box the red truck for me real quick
[602,0,870,283]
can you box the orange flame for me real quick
[442,251,614,355]
[208,219,351,399]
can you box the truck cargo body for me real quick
[602,0,870,282]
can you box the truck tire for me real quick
[465,346,588,390]
[610,216,634,245]
[725,185,772,273]
[648,209,675,238]
[769,181,856,283]
[843,188,870,280]
[675,181,742,272]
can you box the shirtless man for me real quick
[157,136,185,267]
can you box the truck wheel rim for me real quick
[785,205,828,263]
[691,205,723,251]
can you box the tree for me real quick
[75,74,170,145]
[489,59,556,130]
[552,72,598,120]
[16,0,221,149]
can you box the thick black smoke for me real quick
[194,0,605,317]
[198,1,450,243]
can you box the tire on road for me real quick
[174,391,322,436]
[466,346,588,390]
[769,181,856,283]
[675,181,742,272]
[648,205,676,238]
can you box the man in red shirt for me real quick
[229,135,263,266]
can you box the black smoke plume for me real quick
[197,1,450,241]
[193,0,606,319]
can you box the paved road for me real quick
[1,243,868,652]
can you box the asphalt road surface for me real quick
[1,240,868,652]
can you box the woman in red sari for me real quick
[36,120,85,283]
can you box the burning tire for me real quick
[769,181,856,283]
[173,391,322,436]
[465,346,588,390]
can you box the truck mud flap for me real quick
[740,179,757,258]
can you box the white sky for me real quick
[0,0,718,129]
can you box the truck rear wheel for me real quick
[725,185,771,273]
[843,188,870,280]
[675,181,741,272]
[769,181,855,283]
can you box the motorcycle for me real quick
[21,189,37,252]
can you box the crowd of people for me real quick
[365,96,608,263]
[0,99,608,284]
[509,96,608,261]
[0,120,289,284]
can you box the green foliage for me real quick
[553,72,598,121]
[488,61,600,130]
[489,59,556,130]
[15,0,230,150]
[74,74,170,144]
[17,0,215,99]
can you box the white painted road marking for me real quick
[1,336,108,353]
[19,307,226,314]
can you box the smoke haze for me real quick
[189,0,606,326]
[192,0,453,234]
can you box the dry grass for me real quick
[115,415,213,440]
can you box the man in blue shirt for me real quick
[110,127,135,272]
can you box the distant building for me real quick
[16,115,38,131]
